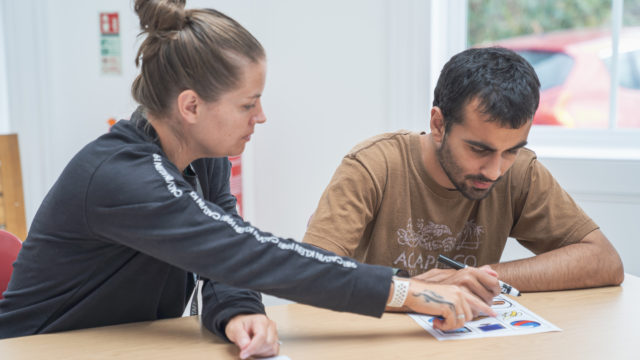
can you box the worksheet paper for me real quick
[409,294,561,340]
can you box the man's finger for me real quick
[479,264,498,278]
[461,267,500,299]
[454,269,496,304]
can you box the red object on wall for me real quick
[229,156,243,217]
[100,12,119,35]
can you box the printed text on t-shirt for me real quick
[393,218,483,276]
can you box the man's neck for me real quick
[419,133,455,189]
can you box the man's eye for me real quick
[506,148,520,155]
[470,147,486,153]
[243,104,256,110]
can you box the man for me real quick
[303,47,624,304]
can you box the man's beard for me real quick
[436,137,500,200]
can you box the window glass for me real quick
[468,0,612,46]
[603,50,640,90]
[517,51,574,90]
[631,50,640,89]
[623,0,640,27]
[617,0,640,128]
[468,0,640,129]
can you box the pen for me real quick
[437,254,521,296]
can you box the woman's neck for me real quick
[147,114,193,172]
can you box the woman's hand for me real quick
[414,265,501,304]
[225,314,279,359]
[386,277,497,331]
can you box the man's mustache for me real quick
[465,174,501,183]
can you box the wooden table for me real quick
[2,274,639,359]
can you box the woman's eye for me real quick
[243,104,256,110]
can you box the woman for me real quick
[0,0,493,358]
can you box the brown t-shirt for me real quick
[303,131,598,276]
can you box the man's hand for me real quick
[387,278,496,331]
[225,314,279,360]
[414,266,501,304]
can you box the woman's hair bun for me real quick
[134,0,187,33]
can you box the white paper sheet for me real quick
[409,294,561,340]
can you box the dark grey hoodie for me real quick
[0,108,392,340]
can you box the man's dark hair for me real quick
[432,47,540,133]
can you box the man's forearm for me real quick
[491,230,624,292]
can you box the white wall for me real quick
[2,0,141,222]
[2,0,638,277]
[0,3,9,134]
[251,0,391,239]
[536,157,640,277]
[499,156,640,276]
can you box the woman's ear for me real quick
[176,90,200,125]
[430,106,446,144]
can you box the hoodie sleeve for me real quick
[200,279,265,341]
[86,151,392,318]
[194,158,267,341]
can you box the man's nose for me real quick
[482,155,503,181]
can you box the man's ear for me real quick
[176,90,201,125]
[430,106,446,144]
